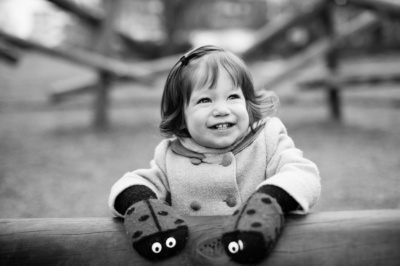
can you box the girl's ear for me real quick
[179,124,191,138]
[178,119,186,132]
[180,110,187,130]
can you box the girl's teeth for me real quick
[216,124,229,129]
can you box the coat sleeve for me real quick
[108,139,171,217]
[256,117,321,214]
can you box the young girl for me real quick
[109,45,321,264]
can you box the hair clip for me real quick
[179,55,189,66]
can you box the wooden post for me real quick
[162,0,189,55]
[321,4,342,120]
[1,210,400,265]
[92,0,122,129]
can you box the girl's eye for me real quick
[228,94,240,100]
[197,98,211,104]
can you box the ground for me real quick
[0,52,399,218]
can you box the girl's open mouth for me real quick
[210,123,233,130]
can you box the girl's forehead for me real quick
[193,83,241,94]
[191,63,237,91]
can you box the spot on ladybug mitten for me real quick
[125,199,189,261]
[221,193,284,264]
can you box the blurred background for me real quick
[0,0,399,218]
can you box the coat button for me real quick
[221,154,232,167]
[190,158,202,165]
[225,195,237,207]
[190,201,201,211]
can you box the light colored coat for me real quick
[109,117,321,217]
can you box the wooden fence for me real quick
[1,209,400,265]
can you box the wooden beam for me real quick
[134,54,181,76]
[299,72,400,89]
[0,210,399,265]
[45,0,147,51]
[49,75,97,103]
[48,54,180,103]
[342,0,400,16]
[46,0,103,26]
[0,30,152,82]
[240,0,329,58]
[258,11,380,89]
[0,40,20,65]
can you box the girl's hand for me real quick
[124,199,189,261]
[221,193,284,264]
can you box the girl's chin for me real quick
[203,138,238,149]
[192,129,247,149]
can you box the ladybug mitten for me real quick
[124,198,189,261]
[221,191,284,264]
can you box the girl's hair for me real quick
[160,45,279,138]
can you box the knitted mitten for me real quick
[221,192,284,264]
[124,198,189,261]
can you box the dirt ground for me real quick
[0,53,399,218]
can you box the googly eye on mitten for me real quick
[221,193,284,264]
[124,199,189,261]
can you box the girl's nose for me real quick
[212,104,230,117]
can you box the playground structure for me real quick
[0,0,399,127]
[0,0,400,265]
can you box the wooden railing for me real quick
[1,210,400,265]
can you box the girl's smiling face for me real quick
[184,67,250,149]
